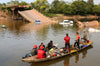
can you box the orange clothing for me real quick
[76,34,80,40]
[37,49,46,59]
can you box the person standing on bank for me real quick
[64,33,71,53]
[74,32,80,49]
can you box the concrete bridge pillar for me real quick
[11,8,15,19]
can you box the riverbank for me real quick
[0,11,99,23]
[50,14,99,22]
[0,11,9,20]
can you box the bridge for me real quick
[18,9,53,23]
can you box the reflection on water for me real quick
[35,26,50,41]
[82,49,87,59]
[64,56,70,66]
[75,54,79,63]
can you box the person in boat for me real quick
[47,40,53,50]
[39,42,45,50]
[81,31,88,45]
[48,46,58,57]
[23,45,37,58]
[74,32,80,49]
[71,44,79,50]
[37,46,46,59]
[64,33,71,53]
[31,45,38,55]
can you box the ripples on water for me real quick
[0,20,100,66]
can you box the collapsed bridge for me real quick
[18,9,53,23]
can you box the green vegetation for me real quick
[43,13,56,17]
[0,0,100,17]
[33,0,49,13]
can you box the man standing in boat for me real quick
[74,32,80,49]
[81,31,88,45]
[64,33,71,53]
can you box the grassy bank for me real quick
[43,13,57,18]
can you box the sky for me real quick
[0,0,100,4]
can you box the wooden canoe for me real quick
[22,41,93,63]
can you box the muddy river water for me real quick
[0,20,100,66]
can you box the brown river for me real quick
[0,19,100,66]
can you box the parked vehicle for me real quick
[59,20,73,25]
[34,20,41,23]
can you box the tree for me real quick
[63,4,72,15]
[93,5,100,15]
[31,2,35,8]
[88,0,94,6]
[7,0,19,5]
[71,1,88,15]
[19,1,28,5]
[49,0,59,13]
[49,0,66,13]
[87,0,94,14]
[34,0,49,13]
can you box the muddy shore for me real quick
[50,14,99,22]
[0,13,99,23]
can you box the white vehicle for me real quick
[59,20,73,25]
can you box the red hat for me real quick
[40,46,44,49]
[33,45,37,48]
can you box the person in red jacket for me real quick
[64,33,70,53]
[37,46,46,59]
[74,32,80,49]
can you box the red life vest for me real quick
[64,36,70,43]
[37,49,46,59]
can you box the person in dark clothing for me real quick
[47,40,53,50]
[74,32,80,49]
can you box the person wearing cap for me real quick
[31,45,38,56]
[22,45,37,58]
[37,46,46,59]
[81,31,88,45]
[47,40,53,50]
[74,32,80,49]
[64,33,70,53]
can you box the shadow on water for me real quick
[31,46,93,66]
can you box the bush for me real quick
[43,13,56,17]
